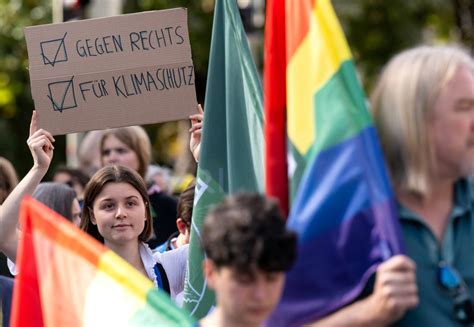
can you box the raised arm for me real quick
[0,111,54,262]
[306,255,418,327]
[189,104,203,163]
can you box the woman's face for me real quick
[91,182,146,247]
[101,135,140,173]
[71,198,81,227]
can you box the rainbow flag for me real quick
[265,0,404,325]
[11,197,194,327]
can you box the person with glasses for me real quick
[309,45,474,326]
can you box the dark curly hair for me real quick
[202,193,297,278]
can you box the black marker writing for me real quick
[76,35,123,57]
[79,79,108,101]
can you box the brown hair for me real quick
[100,126,151,178]
[177,182,195,229]
[202,193,297,277]
[80,165,153,243]
[0,157,18,204]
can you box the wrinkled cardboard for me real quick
[24,8,197,135]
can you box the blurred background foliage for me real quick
[333,0,472,91]
[0,0,58,177]
[0,0,472,178]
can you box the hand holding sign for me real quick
[189,104,204,163]
[27,111,55,173]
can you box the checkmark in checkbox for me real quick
[40,32,68,67]
[47,77,77,113]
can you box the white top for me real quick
[7,257,16,275]
[139,242,188,301]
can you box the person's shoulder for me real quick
[153,244,188,264]
[154,242,168,254]
[461,176,474,188]
[165,244,188,259]
[465,176,474,190]
[199,312,217,327]
[457,177,474,204]
[139,242,159,273]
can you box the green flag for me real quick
[183,0,264,319]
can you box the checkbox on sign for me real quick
[40,32,68,67]
[47,77,77,113]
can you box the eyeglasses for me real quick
[437,261,474,324]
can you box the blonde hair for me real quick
[371,45,474,195]
[100,126,151,179]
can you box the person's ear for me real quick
[176,218,187,234]
[203,259,216,290]
[89,208,97,225]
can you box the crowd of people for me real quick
[0,44,473,326]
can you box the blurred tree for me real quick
[452,0,474,50]
[333,0,470,92]
[0,0,68,178]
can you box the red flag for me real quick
[264,0,289,216]
[11,197,44,326]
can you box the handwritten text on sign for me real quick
[25,8,197,135]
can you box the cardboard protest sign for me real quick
[24,8,197,135]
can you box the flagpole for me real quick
[52,0,63,24]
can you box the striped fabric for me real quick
[11,197,193,327]
[265,0,404,325]
[287,0,360,197]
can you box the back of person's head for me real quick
[177,182,195,229]
[80,165,152,243]
[371,45,474,195]
[53,165,90,200]
[100,126,151,178]
[32,182,77,221]
[0,157,18,204]
[53,166,89,188]
[202,193,297,277]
